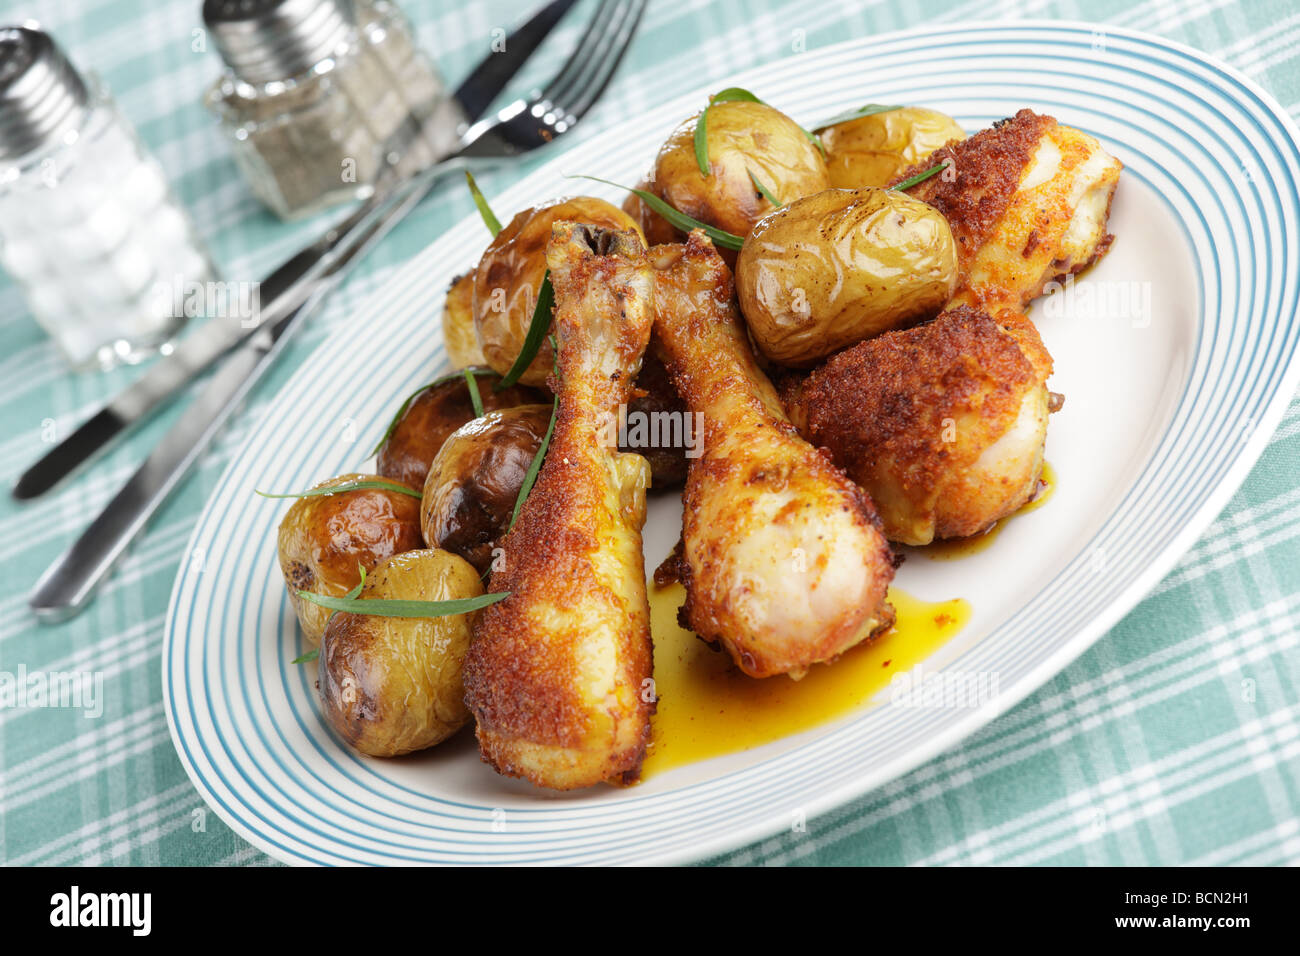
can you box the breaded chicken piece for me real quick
[652,231,895,679]
[463,223,655,790]
[894,109,1121,311]
[783,306,1058,545]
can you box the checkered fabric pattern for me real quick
[1,0,1297,866]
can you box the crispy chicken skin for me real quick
[651,231,895,679]
[463,222,655,790]
[894,109,1121,311]
[783,306,1056,545]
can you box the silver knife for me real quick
[12,0,576,501]
[26,3,579,620]
[28,169,438,620]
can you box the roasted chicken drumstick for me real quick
[652,231,896,680]
[463,223,655,790]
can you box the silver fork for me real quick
[347,0,648,251]
[252,0,649,336]
[27,0,648,620]
[299,0,650,301]
[458,0,647,156]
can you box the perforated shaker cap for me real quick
[0,25,90,160]
[203,0,358,85]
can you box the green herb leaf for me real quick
[569,175,745,251]
[257,479,421,501]
[464,368,484,417]
[465,170,502,236]
[341,567,367,601]
[810,102,902,132]
[508,395,558,533]
[294,590,511,618]
[748,169,782,209]
[807,128,828,159]
[891,158,952,192]
[694,87,763,176]
[693,117,709,178]
[368,366,497,456]
[295,566,368,662]
[495,271,554,390]
[330,566,370,624]
[710,87,764,105]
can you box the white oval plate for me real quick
[164,21,1300,865]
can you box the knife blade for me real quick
[27,155,456,620]
[12,0,577,501]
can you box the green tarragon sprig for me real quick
[257,479,421,501]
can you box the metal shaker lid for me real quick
[203,0,359,85]
[0,25,89,161]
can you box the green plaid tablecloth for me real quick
[1,0,1297,867]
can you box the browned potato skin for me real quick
[375,372,543,491]
[819,107,965,188]
[472,197,643,387]
[736,187,958,366]
[276,473,423,645]
[420,403,553,574]
[440,271,484,369]
[653,101,830,240]
[318,549,482,757]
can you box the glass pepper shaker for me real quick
[202,0,445,220]
[0,24,215,370]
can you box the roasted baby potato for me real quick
[782,306,1057,545]
[818,106,965,188]
[375,371,543,491]
[652,100,830,239]
[736,187,958,366]
[276,473,423,645]
[421,403,553,574]
[318,548,483,756]
[440,271,484,369]
[473,196,643,387]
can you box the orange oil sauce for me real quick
[641,584,971,777]
[916,461,1056,561]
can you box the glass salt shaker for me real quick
[202,0,445,220]
[0,25,215,370]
